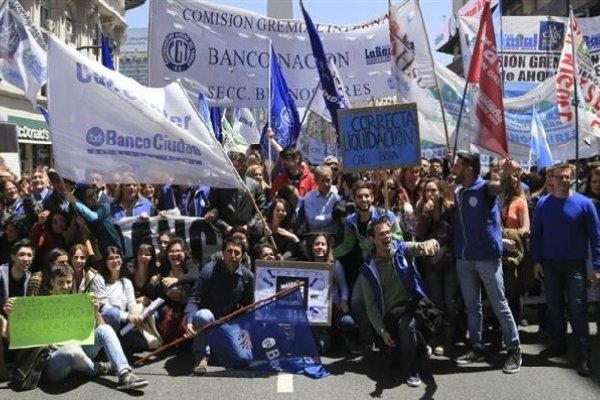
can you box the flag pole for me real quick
[569,8,580,190]
[452,82,470,159]
[267,41,273,186]
[134,283,305,366]
[416,0,451,154]
[300,81,322,127]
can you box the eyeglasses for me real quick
[168,249,184,254]
[106,255,121,261]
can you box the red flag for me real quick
[465,1,508,157]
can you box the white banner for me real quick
[232,107,260,144]
[148,0,393,107]
[389,0,437,118]
[47,37,242,188]
[459,14,600,97]
[115,216,222,265]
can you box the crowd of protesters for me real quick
[1,143,600,390]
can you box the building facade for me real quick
[0,0,145,172]
[119,26,147,85]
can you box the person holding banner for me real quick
[184,237,254,375]
[360,216,440,387]
[0,239,34,315]
[110,173,154,221]
[5,263,149,390]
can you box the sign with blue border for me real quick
[338,104,420,171]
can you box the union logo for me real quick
[86,127,105,147]
[162,32,196,72]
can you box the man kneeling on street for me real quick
[4,264,148,391]
[184,237,254,375]
[360,216,440,388]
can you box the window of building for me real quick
[65,6,76,44]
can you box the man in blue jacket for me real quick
[452,152,522,374]
[530,163,600,377]
[360,216,439,388]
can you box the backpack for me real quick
[9,346,51,391]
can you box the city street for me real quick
[2,324,599,400]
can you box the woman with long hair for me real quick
[127,243,159,306]
[414,178,457,356]
[499,167,530,326]
[264,198,306,261]
[101,246,150,350]
[110,173,154,221]
[147,237,198,342]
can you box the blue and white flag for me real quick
[47,37,241,188]
[261,45,301,158]
[300,1,350,132]
[205,288,329,379]
[530,105,554,169]
[0,0,47,106]
[197,93,214,135]
[101,33,114,70]
[210,106,223,144]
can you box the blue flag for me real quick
[198,93,223,143]
[210,106,223,144]
[261,45,301,159]
[101,33,114,70]
[39,106,49,124]
[204,288,329,379]
[530,105,554,169]
[300,1,349,132]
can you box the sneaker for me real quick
[456,348,485,365]
[193,357,209,375]
[117,371,148,391]
[95,361,113,376]
[503,349,522,374]
[406,373,421,388]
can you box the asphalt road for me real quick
[2,324,599,400]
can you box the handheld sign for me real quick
[8,294,96,350]
[338,104,420,171]
[254,260,333,326]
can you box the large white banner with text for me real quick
[148,0,393,107]
[48,37,242,188]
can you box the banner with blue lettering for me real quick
[47,37,242,188]
[205,288,329,379]
[459,14,600,98]
[338,104,420,172]
[148,0,392,107]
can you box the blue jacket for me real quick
[360,240,426,314]
[453,177,503,260]
[111,196,154,220]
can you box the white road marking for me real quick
[277,373,294,393]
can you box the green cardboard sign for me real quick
[9,294,96,350]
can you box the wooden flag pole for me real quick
[134,282,305,366]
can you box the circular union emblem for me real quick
[261,337,276,349]
[86,127,105,147]
[162,32,196,72]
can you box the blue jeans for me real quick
[43,325,131,382]
[542,260,590,357]
[191,309,252,367]
[456,258,520,350]
[191,309,215,361]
